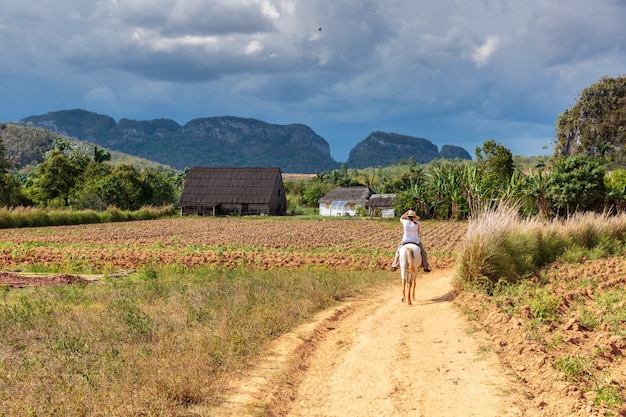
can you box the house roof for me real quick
[318,186,373,204]
[365,193,397,208]
[179,167,283,207]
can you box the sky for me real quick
[1,1,625,163]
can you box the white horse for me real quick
[399,243,422,305]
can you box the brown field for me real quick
[0,217,624,415]
[0,217,465,273]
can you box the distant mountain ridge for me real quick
[0,122,176,173]
[20,109,471,173]
[346,132,471,168]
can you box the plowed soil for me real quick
[0,217,461,271]
[0,271,90,287]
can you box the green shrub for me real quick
[529,288,561,323]
[553,355,592,382]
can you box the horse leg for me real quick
[406,273,412,305]
[411,273,416,301]
[401,280,406,303]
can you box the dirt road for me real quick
[208,269,528,416]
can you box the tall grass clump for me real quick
[455,205,626,293]
[0,265,386,416]
[455,203,543,292]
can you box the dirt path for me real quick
[207,269,528,416]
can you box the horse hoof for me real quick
[401,297,406,303]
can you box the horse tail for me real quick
[407,247,416,273]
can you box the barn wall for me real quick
[178,167,286,217]
[181,206,216,216]
[268,177,287,215]
[218,203,272,215]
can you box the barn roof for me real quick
[365,193,396,208]
[318,186,373,204]
[179,167,283,207]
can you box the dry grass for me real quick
[455,205,626,292]
[0,205,175,229]
[0,266,387,416]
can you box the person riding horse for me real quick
[390,210,431,272]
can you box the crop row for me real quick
[0,217,467,272]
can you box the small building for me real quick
[318,186,373,216]
[365,193,397,218]
[179,167,287,216]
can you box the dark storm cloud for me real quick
[1,0,625,160]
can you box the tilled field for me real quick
[460,258,626,416]
[0,217,467,273]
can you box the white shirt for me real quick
[401,218,420,244]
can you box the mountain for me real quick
[0,122,176,173]
[20,109,472,173]
[440,144,473,160]
[22,110,339,173]
[346,132,471,168]
[555,75,626,164]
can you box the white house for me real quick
[318,186,373,216]
[365,194,397,218]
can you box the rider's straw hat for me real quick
[406,210,418,218]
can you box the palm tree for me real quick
[93,146,111,163]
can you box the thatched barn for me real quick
[179,167,287,216]
[318,186,373,216]
[365,193,397,218]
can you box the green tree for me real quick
[0,136,11,174]
[51,136,72,154]
[546,155,606,216]
[459,164,483,214]
[428,161,468,220]
[380,167,425,194]
[520,169,550,218]
[604,168,626,212]
[357,169,382,193]
[393,176,433,219]
[475,139,514,196]
[301,180,335,207]
[25,149,89,206]
[106,165,143,210]
[0,174,26,207]
[69,162,114,210]
[138,170,177,207]
[0,137,27,207]
[93,146,112,163]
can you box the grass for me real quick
[0,265,388,416]
[0,205,176,229]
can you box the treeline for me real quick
[285,139,626,220]
[0,136,182,211]
[1,133,625,222]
